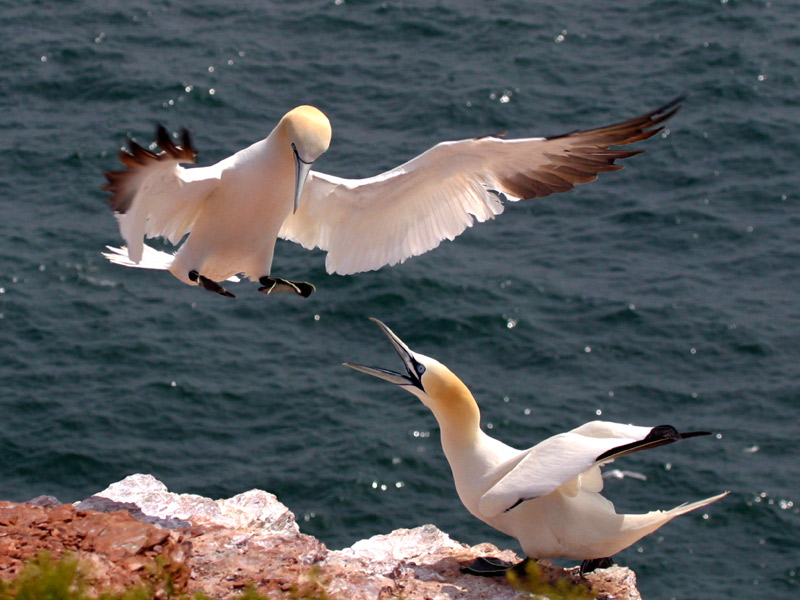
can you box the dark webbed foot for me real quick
[258,276,315,298]
[461,556,530,577]
[579,556,614,575]
[188,270,236,298]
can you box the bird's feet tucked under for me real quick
[461,556,532,577]
[188,271,236,298]
[258,276,315,298]
[579,556,614,575]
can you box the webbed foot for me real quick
[258,276,315,298]
[579,556,614,575]
[461,556,529,577]
[188,270,236,298]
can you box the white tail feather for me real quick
[102,245,174,270]
[102,245,241,283]
[664,490,730,519]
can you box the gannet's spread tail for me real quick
[346,318,727,574]
[102,245,240,283]
[102,97,684,298]
[102,244,172,271]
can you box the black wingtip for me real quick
[180,127,193,153]
[596,424,711,462]
[155,123,175,153]
[155,122,169,139]
[644,424,681,441]
[679,430,713,439]
[658,92,688,113]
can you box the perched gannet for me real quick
[345,318,728,575]
[103,97,683,298]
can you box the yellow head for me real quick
[282,105,332,163]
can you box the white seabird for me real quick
[103,97,683,298]
[345,318,728,575]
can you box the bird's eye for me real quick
[416,364,426,376]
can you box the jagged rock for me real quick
[85,474,298,533]
[0,500,190,595]
[0,474,642,600]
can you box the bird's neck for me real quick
[233,124,292,171]
[427,380,482,452]
[431,389,519,498]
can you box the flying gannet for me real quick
[103,97,683,298]
[345,318,728,575]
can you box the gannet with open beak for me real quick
[103,97,683,298]
[345,318,728,575]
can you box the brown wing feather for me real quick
[493,94,685,201]
[103,125,197,214]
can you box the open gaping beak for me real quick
[344,318,425,390]
[292,143,314,214]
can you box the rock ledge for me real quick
[0,474,641,599]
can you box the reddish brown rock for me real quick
[0,475,642,600]
[0,500,189,595]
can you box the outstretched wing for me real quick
[477,421,707,518]
[103,126,221,263]
[280,96,683,275]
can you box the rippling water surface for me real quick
[2,1,799,598]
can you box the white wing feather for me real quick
[117,165,220,263]
[279,97,683,275]
[478,421,654,518]
[281,139,512,275]
[106,98,681,273]
[104,128,220,263]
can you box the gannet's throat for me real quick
[417,361,481,447]
[292,144,314,214]
[280,105,332,214]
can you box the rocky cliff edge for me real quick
[0,474,641,599]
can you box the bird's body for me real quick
[346,319,727,568]
[168,136,294,285]
[103,97,684,297]
[104,106,330,297]
[446,422,723,560]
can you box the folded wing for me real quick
[280,96,683,275]
[477,421,686,518]
[103,126,221,263]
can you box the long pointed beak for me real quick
[292,144,313,214]
[343,363,411,386]
[344,318,424,389]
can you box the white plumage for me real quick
[103,97,683,296]
[346,318,727,570]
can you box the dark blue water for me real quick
[2,1,799,598]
